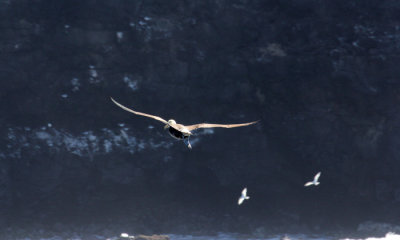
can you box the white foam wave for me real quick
[1,126,173,159]
[341,232,400,240]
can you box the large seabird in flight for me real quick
[111,98,258,149]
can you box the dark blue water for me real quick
[2,0,400,239]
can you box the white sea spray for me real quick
[341,232,400,240]
[71,78,80,92]
[116,31,124,42]
[123,75,138,91]
[1,126,173,160]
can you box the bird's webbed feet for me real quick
[183,137,192,149]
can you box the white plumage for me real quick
[304,172,321,187]
[238,187,250,205]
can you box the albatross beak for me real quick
[164,124,169,129]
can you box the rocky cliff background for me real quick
[1,0,400,236]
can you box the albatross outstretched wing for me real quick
[111,97,168,124]
[185,121,258,131]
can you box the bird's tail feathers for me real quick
[315,182,320,185]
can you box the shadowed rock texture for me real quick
[1,0,400,235]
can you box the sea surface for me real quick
[171,233,399,240]
[7,232,400,240]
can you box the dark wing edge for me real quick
[185,120,259,131]
[110,97,168,124]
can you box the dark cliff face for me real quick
[1,0,400,235]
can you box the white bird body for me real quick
[304,172,321,187]
[165,119,193,136]
[238,188,250,205]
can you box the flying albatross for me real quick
[111,97,258,149]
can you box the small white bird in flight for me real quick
[238,188,250,205]
[304,172,321,187]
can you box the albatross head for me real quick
[164,119,177,129]
[168,119,176,125]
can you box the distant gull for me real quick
[110,97,258,149]
[238,187,250,205]
[304,172,321,187]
